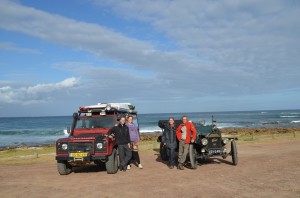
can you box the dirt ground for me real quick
[0,140,299,198]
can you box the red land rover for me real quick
[55,103,139,175]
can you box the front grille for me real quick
[207,137,222,149]
[68,142,94,153]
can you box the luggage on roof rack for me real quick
[79,103,136,113]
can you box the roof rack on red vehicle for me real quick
[78,103,136,114]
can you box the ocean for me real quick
[0,109,299,148]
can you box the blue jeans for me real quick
[167,148,175,166]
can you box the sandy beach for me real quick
[0,129,299,198]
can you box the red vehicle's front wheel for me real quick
[105,148,119,174]
[57,161,72,175]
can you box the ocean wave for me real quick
[280,116,299,118]
[0,130,65,136]
[63,129,69,136]
[140,128,162,133]
[281,112,299,115]
[215,123,245,128]
[291,120,300,123]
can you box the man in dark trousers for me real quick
[108,116,132,171]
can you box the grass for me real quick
[0,146,56,166]
[0,146,55,158]
[139,141,160,152]
[0,132,298,165]
[236,131,299,144]
[0,142,160,166]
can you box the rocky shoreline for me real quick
[221,127,300,135]
[140,127,300,141]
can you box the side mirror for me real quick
[67,127,71,134]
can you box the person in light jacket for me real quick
[126,115,143,169]
[161,117,177,169]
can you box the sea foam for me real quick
[63,129,69,136]
[291,120,300,123]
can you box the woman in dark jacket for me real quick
[161,117,177,169]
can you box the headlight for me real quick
[223,138,229,144]
[62,143,68,150]
[201,138,208,145]
[96,143,103,149]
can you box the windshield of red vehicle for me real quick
[76,116,114,129]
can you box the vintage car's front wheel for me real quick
[160,142,168,161]
[189,144,197,169]
[57,161,72,175]
[106,148,119,174]
[231,140,238,166]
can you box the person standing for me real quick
[161,117,177,169]
[176,115,197,170]
[108,116,132,171]
[126,115,143,169]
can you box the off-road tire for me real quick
[57,161,72,175]
[231,140,238,166]
[160,142,168,161]
[106,148,118,174]
[189,144,197,169]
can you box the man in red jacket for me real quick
[176,115,197,170]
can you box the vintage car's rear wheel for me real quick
[231,140,238,166]
[57,161,72,175]
[106,148,118,174]
[160,142,168,161]
[189,144,197,169]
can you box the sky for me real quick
[0,0,299,117]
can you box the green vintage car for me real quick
[157,117,238,169]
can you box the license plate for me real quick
[209,150,221,154]
[69,153,88,157]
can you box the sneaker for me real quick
[127,165,131,170]
[138,164,143,169]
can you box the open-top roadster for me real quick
[157,117,238,169]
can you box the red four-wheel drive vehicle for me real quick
[55,103,139,175]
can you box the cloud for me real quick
[52,62,164,97]
[92,0,300,93]
[0,77,80,105]
[0,0,299,114]
[0,42,42,54]
[0,0,166,69]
